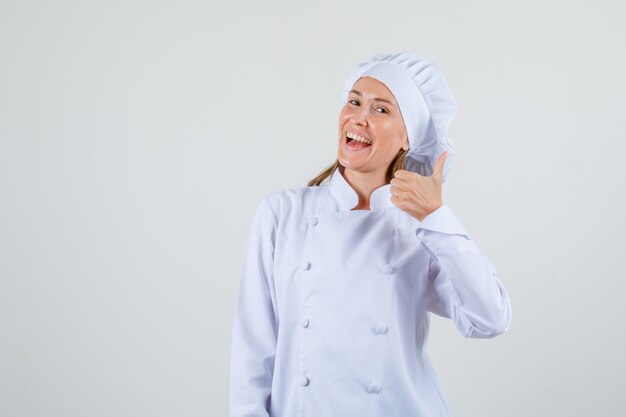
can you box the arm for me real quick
[229,198,279,417]
[416,204,512,338]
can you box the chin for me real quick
[337,156,361,171]
[338,149,375,168]
[338,160,369,174]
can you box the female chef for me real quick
[229,52,512,417]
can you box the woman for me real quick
[229,52,511,417]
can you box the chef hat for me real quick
[341,52,458,182]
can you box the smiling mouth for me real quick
[346,134,372,149]
[346,131,373,147]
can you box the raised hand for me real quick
[390,151,448,221]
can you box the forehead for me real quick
[351,76,398,104]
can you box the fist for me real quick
[390,151,448,221]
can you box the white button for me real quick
[301,261,311,270]
[368,383,380,393]
[382,264,395,274]
[301,318,310,328]
[309,216,318,226]
[298,375,310,386]
[373,324,388,334]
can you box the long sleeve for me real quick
[415,204,512,338]
[230,198,279,417]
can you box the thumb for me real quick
[432,151,448,178]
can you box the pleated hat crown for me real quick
[341,52,458,182]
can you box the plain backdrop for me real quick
[1,0,625,416]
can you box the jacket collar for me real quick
[328,165,394,211]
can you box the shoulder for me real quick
[260,183,328,218]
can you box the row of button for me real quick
[306,216,401,237]
[304,216,396,274]
[297,375,381,394]
[299,317,387,334]
[300,261,395,274]
[299,317,387,391]
[300,215,386,395]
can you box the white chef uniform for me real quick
[229,164,512,417]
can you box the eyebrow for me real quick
[349,89,395,106]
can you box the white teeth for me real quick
[347,131,372,144]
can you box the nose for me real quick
[351,105,369,126]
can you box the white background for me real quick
[1,0,625,416]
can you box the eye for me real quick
[348,99,388,114]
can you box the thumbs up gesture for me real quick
[390,151,448,222]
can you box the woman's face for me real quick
[337,76,409,178]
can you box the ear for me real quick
[402,137,409,151]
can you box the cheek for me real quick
[376,124,406,153]
[387,122,407,146]
[377,121,402,141]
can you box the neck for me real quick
[341,166,387,210]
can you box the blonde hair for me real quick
[307,148,408,187]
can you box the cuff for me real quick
[415,204,470,238]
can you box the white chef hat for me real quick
[341,52,458,182]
